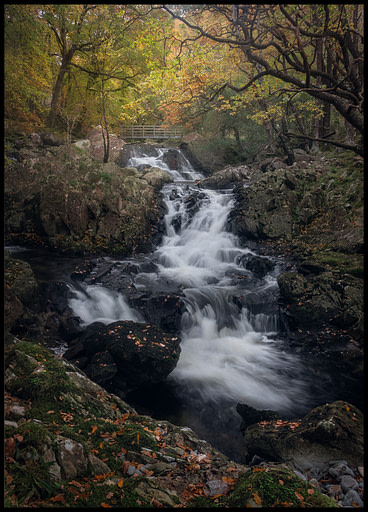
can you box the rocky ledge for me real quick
[4,130,172,256]
[6,336,360,508]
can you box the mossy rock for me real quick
[227,465,337,508]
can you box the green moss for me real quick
[7,341,74,401]
[227,466,337,508]
[15,421,53,445]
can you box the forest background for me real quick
[4,4,364,164]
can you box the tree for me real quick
[162,4,364,156]
[4,4,52,131]
[40,4,110,128]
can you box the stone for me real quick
[328,462,355,480]
[65,320,181,393]
[135,481,178,507]
[342,489,364,507]
[204,479,229,497]
[30,133,42,145]
[41,442,61,480]
[242,401,364,471]
[74,139,91,149]
[8,405,26,418]
[88,453,111,475]
[5,420,19,429]
[55,436,88,479]
[146,462,173,474]
[340,474,359,493]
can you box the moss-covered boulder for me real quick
[242,401,364,471]
[4,140,165,255]
[63,320,181,393]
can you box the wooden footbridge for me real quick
[121,125,183,140]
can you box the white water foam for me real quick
[68,283,143,326]
[68,146,311,415]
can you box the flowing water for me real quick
[65,145,325,460]
[7,146,338,461]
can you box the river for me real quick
[7,145,356,462]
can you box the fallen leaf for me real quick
[252,492,262,505]
[295,491,304,501]
[101,503,112,508]
[118,478,124,488]
[279,479,284,485]
[307,488,314,495]
[50,494,66,503]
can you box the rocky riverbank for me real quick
[4,129,171,256]
[5,335,363,508]
[4,132,364,507]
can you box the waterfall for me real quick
[68,145,312,419]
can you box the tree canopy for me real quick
[4,4,364,158]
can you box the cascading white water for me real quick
[67,145,312,418]
[68,284,143,326]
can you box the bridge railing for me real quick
[121,125,183,139]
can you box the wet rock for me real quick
[59,316,84,342]
[239,254,275,278]
[236,403,279,434]
[242,401,364,471]
[117,143,159,168]
[277,270,363,333]
[4,254,40,311]
[130,294,186,332]
[64,320,181,393]
[87,350,117,386]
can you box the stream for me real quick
[7,145,352,462]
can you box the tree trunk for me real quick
[48,51,74,129]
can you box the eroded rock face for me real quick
[239,401,364,471]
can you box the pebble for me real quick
[340,475,359,493]
[329,462,355,480]
[308,461,364,508]
[343,490,364,508]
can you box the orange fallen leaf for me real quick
[101,503,112,508]
[252,492,262,505]
[50,494,66,503]
[118,478,124,488]
[307,488,314,495]
[90,425,98,434]
[279,479,284,485]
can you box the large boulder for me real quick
[4,143,164,255]
[63,320,181,393]
[277,271,363,334]
[198,164,250,189]
[141,166,174,190]
[240,401,364,471]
